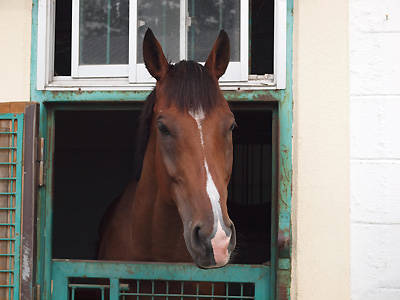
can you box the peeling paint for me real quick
[22,246,31,281]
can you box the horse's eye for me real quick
[157,122,171,136]
[229,122,237,133]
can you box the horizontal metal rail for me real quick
[68,283,129,290]
[69,284,110,289]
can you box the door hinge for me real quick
[38,137,46,187]
[33,284,41,300]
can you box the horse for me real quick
[98,28,237,272]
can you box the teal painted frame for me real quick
[52,260,270,299]
[30,0,293,299]
[0,113,24,300]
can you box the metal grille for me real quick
[68,279,254,300]
[119,280,255,300]
[0,114,23,300]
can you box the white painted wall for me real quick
[292,1,350,299]
[350,0,400,299]
[0,1,32,102]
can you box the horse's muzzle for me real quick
[188,221,236,269]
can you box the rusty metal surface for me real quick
[21,103,40,300]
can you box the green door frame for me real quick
[30,1,293,299]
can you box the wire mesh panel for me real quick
[119,280,255,300]
[0,114,23,300]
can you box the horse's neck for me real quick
[130,139,190,262]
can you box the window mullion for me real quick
[274,0,287,89]
[37,0,56,89]
[129,0,138,83]
[180,0,187,60]
[240,0,249,81]
[71,0,80,78]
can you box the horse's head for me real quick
[142,29,236,268]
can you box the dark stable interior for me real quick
[54,0,274,76]
[52,105,273,265]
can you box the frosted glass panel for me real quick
[79,0,129,65]
[188,0,240,62]
[137,0,181,63]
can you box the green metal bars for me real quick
[52,260,269,300]
[0,113,24,300]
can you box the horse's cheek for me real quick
[225,142,234,181]
[156,141,180,201]
[160,152,179,182]
[156,137,177,176]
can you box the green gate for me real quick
[0,113,24,300]
[52,261,270,299]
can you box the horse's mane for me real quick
[133,60,221,180]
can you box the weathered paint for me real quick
[0,113,24,299]
[21,103,39,300]
[277,1,293,299]
[30,89,289,104]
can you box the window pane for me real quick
[79,0,129,65]
[55,0,72,76]
[188,0,240,62]
[137,0,181,64]
[250,0,274,74]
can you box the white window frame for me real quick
[71,0,129,78]
[37,0,286,90]
[71,0,130,78]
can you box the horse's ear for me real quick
[143,28,169,81]
[204,30,230,79]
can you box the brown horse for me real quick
[98,28,236,270]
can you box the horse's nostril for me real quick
[191,225,202,247]
[191,224,209,254]
[228,222,236,251]
[230,223,235,235]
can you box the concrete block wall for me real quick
[350,0,400,299]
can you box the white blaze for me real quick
[204,159,223,223]
[189,108,230,266]
[189,109,221,223]
[189,109,205,147]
